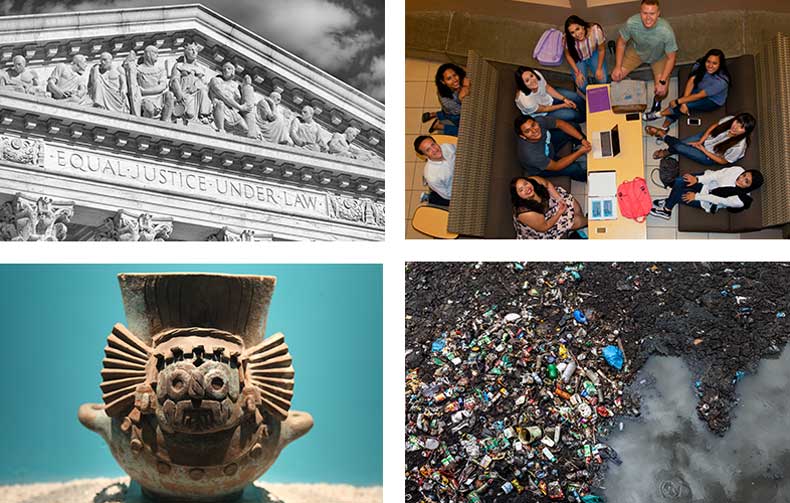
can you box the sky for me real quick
[0,0,385,102]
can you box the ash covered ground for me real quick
[405,262,790,503]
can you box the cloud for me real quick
[352,55,384,101]
[223,0,381,74]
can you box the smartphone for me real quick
[687,117,702,126]
[625,113,640,121]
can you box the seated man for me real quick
[515,115,591,182]
[413,135,455,206]
[612,0,678,112]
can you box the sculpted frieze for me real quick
[95,209,173,241]
[206,227,257,241]
[0,43,383,165]
[0,192,73,241]
[327,193,385,227]
[0,135,44,166]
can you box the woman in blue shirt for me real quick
[643,49,731,129]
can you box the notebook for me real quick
[588,171,617,220]
[587,87,611,114]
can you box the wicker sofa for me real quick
[447,51,572,238]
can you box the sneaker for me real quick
[649,207,672,220]
[652,198,666,210]
[642,111,661,121]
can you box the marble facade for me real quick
[0,5,384,241]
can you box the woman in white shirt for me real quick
[563,15,609,95]
[647,112,755,166]
[649,166,764,220]
[514,66,586,124]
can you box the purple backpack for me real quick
[533,28,565,66]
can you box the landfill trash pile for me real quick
[405,263,790,503]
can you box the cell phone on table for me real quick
[687,117,702,126]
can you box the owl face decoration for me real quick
[79,274,313,501]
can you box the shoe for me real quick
[652,198,666,210]
[649,207,672,220]
[421,112,433,123]
[642,111,661,121]
[650,97,662,113]
[428,119,440,133]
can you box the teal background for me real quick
[0,264,382,486]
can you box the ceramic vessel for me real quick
[79,273,313,502]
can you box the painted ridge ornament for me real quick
[78,273,313,502]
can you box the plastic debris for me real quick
[602,346,624,371]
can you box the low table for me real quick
[586,84,647,239]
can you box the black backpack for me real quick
[651,157,679,189]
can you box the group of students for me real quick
[414,0,765,239]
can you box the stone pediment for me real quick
[0,4,384,198]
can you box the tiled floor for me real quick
[405,57,782,239]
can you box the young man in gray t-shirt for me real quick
[515,115,590,182]
[612,0,678,112]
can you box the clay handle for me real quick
[78,403,112,439]
[279,410,313,448]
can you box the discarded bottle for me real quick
[573,309,587,324]
[547,363,559,379]
[562,360,577,383]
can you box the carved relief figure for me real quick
[327,127,379,163]
[47,54,90,105]
[255,91,293,145]
[78,274,314,501]
[0,194,73,241]
[89,52,129,113]
[289,105,326,151]
[326,193,385,228]
[170,42,211,123]
[97,210,173,241]
[209,62,256,137]
[0,55,44,95]
[126,46,175,120]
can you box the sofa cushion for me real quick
[486,61,572,238]
[676,55,762,233]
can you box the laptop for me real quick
[591,124,621,159]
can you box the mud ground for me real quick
[405,262,790,501]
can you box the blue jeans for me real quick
[572,50,610,94]
[665,132,717,166]
[665,173,704,210]
[547,87,586,124]
[436,111,460,136]
[664,96,721,124]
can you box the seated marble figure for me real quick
[47,54,90,105]
[0,55,45,96]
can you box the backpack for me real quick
[651,157,679,189]
[533,29,565,66]
[616,177,652,222]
